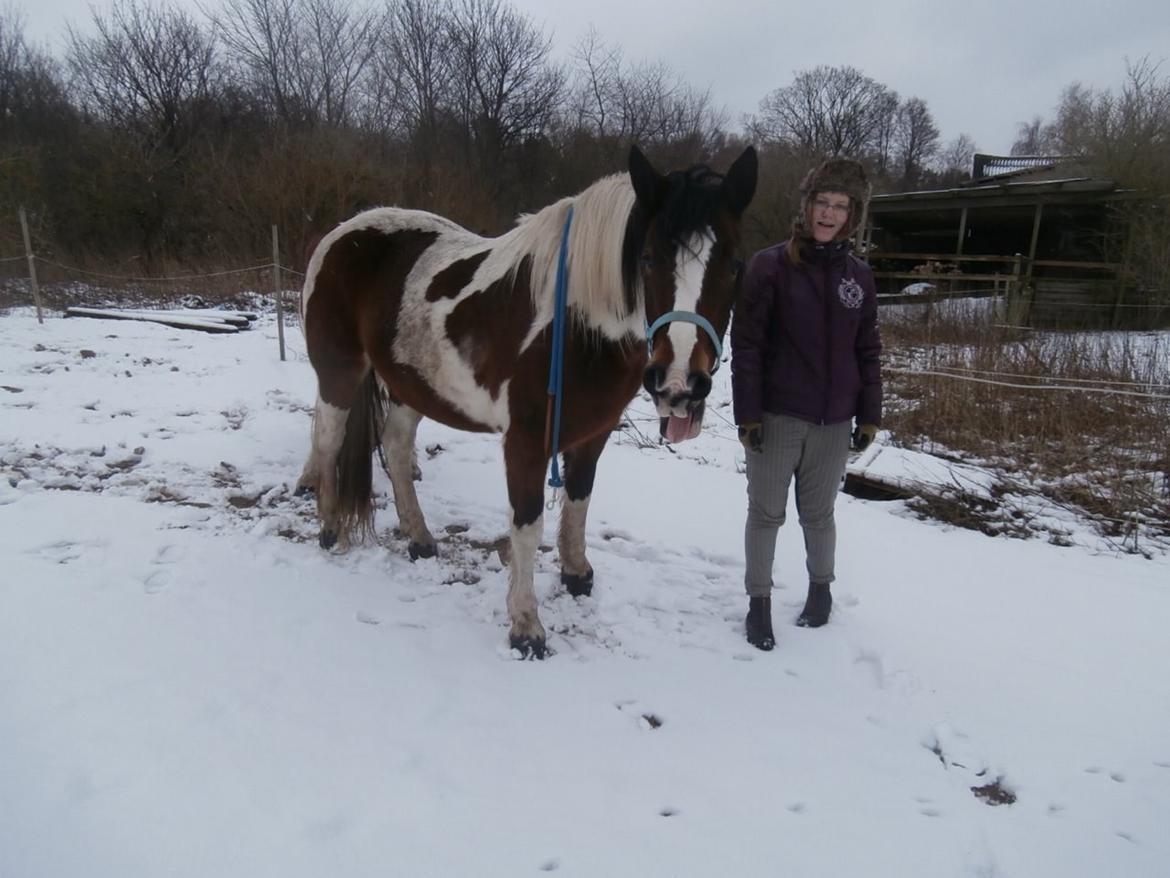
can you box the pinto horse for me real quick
[297,145,757,657]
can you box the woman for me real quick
[730,157,882,651]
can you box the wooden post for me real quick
[956,206,968,256]
[1006,254,1023,325]
[856,198,870,256]
[19,207,44,325]
[1026,203,1044,270]
[272,224,285,362]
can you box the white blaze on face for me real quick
[655,232,713,418]
[651,231,715,445]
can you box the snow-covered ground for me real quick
[2,309,1168,878]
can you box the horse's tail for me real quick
[334,369,385,543]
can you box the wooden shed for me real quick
[861,155,1140,328]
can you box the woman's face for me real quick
[808,191,852,243]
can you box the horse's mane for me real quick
[495,163,729,333]
[493,174,634,332]
[654,165,726,250]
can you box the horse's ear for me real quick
[723,146,758,218]
[629,144,664,210]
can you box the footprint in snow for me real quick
[29,540,87,565]
[144,569,172,594]
[153,544,185,565]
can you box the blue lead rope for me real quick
[546,205,574,490]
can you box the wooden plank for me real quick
[1031,259,1120,271]
[867,252,1019,264]
[872,271,1012,283]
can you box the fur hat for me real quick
[794,157,871,239]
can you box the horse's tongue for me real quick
[666,412,695,444]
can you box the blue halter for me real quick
[645,311,723,374]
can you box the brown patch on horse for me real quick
[305,228,438,407]
[445,255,536,399]
[425,251,490,302]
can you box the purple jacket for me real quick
[731,238,882,427]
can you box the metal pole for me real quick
[19,207,44,324]
[272,224,285,362]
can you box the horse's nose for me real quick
[688,371,712,401]
[642,364,665,397]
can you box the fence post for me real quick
[272,224,285,362]
[19,207,44,325]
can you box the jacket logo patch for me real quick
[838,278,864,309]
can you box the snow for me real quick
[2,308,1168,877]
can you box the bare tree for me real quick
[67,0,220,156]
[372,0,453,140]
[447,0,564,174]
[752,65,898,158]
[894,97,940,189]
[934,132,978,185]
[567,25,620,138]
[1011,115,1052,155]
[0,5,72,143]
[565,27,726,155]
[213,0,380,128]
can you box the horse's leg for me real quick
[381,401,437,560]
[294,391,336,496]
[558,429,613,598]
[503,429,549,658]
[294,394,327,497]
[307,394,354,549]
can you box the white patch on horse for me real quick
[507,518,545,643]
[391,221,518,432]
[661,232,714,415]
[558,496,591,577]
[301,209,464,318]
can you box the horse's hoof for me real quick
[509,634,547,660]
[294,483,315,498]
[408,541,437,561]
[318,528,338,550]
[561,568,594,598]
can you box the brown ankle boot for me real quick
[745,595,775,650]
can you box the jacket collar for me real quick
[799,237,851,267]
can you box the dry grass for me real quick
[883,298,1170,554]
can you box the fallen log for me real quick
[64,307,249,334]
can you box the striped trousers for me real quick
[743,413,852,597]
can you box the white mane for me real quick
[495,174,638,336]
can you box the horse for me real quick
[296,144,757,658]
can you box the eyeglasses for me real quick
[813,198,851,216]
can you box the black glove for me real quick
[852,423,877,452]
[738,422,763,453]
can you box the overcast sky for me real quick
[17,0,1170,155]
